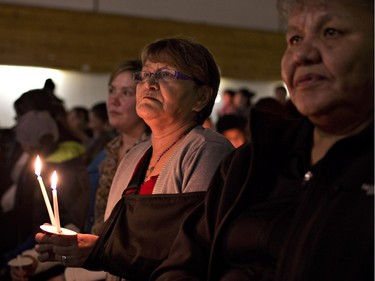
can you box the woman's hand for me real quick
[35,232,99,267]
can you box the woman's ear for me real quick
[193,86,213,112]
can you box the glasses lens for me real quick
[156,70,175,81]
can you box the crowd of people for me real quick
[0,0,373,280]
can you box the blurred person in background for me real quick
[67,106,93,145]
[216,114,249,148]
[233,87,255,118]
[83,102,116,166]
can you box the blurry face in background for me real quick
[67,110,84,130]
[222,92,233,105]
[107,71,144,133]
[222,128,246,148]
[281,0,374,125]
[233,93,248,108]
[88,111,105,132]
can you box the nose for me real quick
[143,76,160,90]
[108,91,120,105]
[292,38,321,65]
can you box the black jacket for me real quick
[152,109,374,281]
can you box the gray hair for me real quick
[277,0,374,31]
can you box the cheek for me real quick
[281,51,293,87]
[122,102,138,118]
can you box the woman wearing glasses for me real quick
[35,37,234,281]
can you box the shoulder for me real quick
[172,126,234,170]
[186,125,234,148]
[120,139,151,162]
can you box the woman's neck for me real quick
[150,121,197,154]
[118,124,148,159]
[143,121,197,180]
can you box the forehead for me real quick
[287,0,372,29]
[144,51,175,64]
[142,60,180,72]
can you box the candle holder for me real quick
[40,224,77,236]
[7,255,33,268]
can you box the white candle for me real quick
[35,156,56,226]
[51,171,61,233]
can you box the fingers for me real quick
[35,232,52,244]
[35,231,77,246]
[35,232,55,262]
[36,250,54,262]
[35,231,80,266]
[53,253,86,267]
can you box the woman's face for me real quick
[107,71,143,132]
[136,59,207,129]
[222,128,246,149]
[281,1,374,128]
[88,111,105,132]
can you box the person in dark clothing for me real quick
[151,0,374,280]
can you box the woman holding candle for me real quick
[1,109,91,280]
[35,37,234,281]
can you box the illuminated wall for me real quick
[0,65,282,128]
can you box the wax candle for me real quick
[34,156,56,226]
[51,171,61,233]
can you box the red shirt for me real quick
[125,150,158,195]
[139,175,158,194]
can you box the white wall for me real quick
[0,65,109,128]
[0,65,282,128]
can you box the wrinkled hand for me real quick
[35,232,99,267]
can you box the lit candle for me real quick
[51,171,61,233]
[35,156,56,226]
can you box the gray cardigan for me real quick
[104,125,234,220]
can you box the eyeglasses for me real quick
[133,69,204,84]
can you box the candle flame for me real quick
[51,171,58,190]
[35,155,41,176]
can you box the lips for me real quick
[108,110,121,116]
[140,92,159,101]
[294,73,325,88]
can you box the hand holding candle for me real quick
[51,171,61,233]
[35,156,56,226]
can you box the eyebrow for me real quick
[286,12,345,34]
